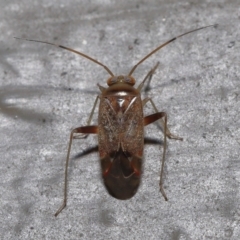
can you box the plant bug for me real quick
[15,24,216,216]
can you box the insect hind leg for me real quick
[55,125,98,217]
[144,112,169,200]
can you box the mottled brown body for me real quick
[98,78,144,199]
[15,24,215,216]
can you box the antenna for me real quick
[128,24,217,76]
[14,37,114,77]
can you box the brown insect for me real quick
[15,24,216,216]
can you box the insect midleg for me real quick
[144,112,168,200]
[143,98,183,140]
[55,125,98,217]
[73,96,100,139]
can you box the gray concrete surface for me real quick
[0,0,240,239]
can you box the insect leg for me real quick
[139,62,182,140]
[137,62,160,91]
[86,96,100,125]
[144,112,168,201]
[74,96,100,139]
[143,98,183,140]
[55,125,98,217]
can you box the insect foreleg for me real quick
[137,62,160,91]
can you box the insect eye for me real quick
[124,76,135,86]
[107,77,118,86]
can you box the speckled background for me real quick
[1,0,240,239]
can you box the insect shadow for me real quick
[72,137,163,160]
